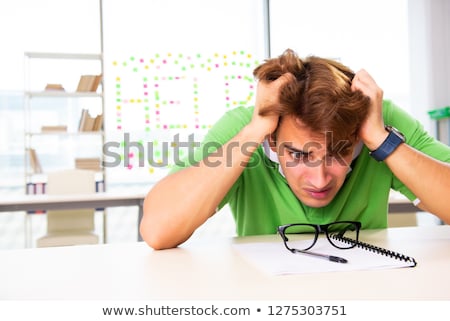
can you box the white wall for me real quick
[269,0,450,133]
[408,0,450,133]
[269,0,410,113]
[0,0,101,91]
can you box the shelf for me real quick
[25,91,102,98]
[26,131,103,137]
[24,52,102,60]
[24,52,105,187]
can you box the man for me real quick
[140,49,450,250]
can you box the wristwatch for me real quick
[370,125,406,162]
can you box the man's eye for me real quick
[290,151,308,161]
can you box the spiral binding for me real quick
[330,234,417,267]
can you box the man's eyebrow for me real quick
[283,144,310,154]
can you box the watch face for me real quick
[386,125,406,142]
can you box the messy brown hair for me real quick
[253,49,370,153]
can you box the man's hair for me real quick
[253,49,370,154]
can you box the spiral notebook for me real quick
[338,236,417,267]
[233,237,417,275]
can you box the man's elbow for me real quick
[139,216,183,250]
[140,224,169,250]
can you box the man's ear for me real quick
[268,132,277,152]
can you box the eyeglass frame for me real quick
[277,221,362,252]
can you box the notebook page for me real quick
[233,238,415,275]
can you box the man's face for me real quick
[273,115,355,208]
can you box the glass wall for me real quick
[269,0,410,112]
[0,0,103,248]
[0,0,426,248]
[0,0,413,191]
[0,92,24,189]
[0,0,101,190]
[102,0,267,184]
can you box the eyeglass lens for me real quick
[325,222,359,249]
[282,222,359,251]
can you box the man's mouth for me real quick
[305,187,332,199]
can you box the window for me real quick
[269,0,410,111]
[102,0,267,183]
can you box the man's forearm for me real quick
[140,124,265,249]
[385,143,450,223]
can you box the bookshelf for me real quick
[23,52,105,192]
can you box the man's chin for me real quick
[298,195,334,208]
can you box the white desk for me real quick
[1,225,449,300]
[0,192,146,242]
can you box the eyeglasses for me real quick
[277,221,361,263]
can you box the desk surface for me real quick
[0,192,146,211]
[0,192,147,243]
[1,225,449,300]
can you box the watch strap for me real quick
[370,126,405,162]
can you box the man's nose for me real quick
[306,160,330,188]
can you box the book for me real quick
[27,148,42,174]
[76,74,102,92]
[82,115,96,132]
[92,113,103,131]
[233,237,417,275]
[78,109,88,131]
[75,157,101,171]
[91,74,102,92]
[78,109,103,132]
[44,83,65,91]
[26,182,46,214]
[41,125,68,132]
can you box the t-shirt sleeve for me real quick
[168,106,254,209]
[384,100,450,201]
[169,106,253,171]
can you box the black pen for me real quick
[292,249,348,264]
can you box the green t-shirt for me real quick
[171,100,450,236]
